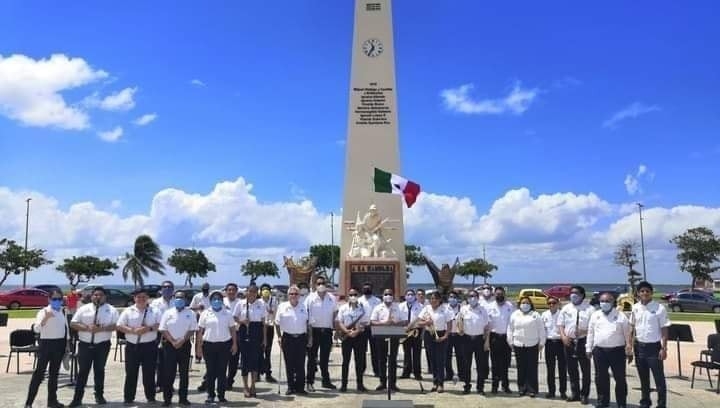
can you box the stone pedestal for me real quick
[343,259,401,295]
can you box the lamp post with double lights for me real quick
[637,202,647,281]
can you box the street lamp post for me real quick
[23,198,31,288]
[330,212,335,285]
[637,202,647,281]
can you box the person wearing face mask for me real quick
[458,289,491,394]
[358,281,381,377]
[541,296,567,399]
[445,292,463,382]
[370,288,406,392]
[586,292,632,408]
[479,284,495,306]
[151,280,175,393]
[507,296,545,398]
[233,284,268,398]
[486,286,514,394]
[418,291,453,393]
[297,281,310,304]
[416,288,433,375]
[399,289,424,380]
[68,287,118,407]
[220,283,241,391]
[190,282,212,313]
[25,289,70,408]
[336,287,369,392]
[558,285,592,404]
[158,290,197,406]
[259,283,278,383]
[304,276,338,391]
[196,291,238,404]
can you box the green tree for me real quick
[56,256,117,289]
[122,235,165,289]
[405,244,425,279]
[309,245,340,284]
[671,227,720,288]
[0,238,53,288]
[457,258,498,286]
[167,248,216,288]
[241,259,280,283]
[613,240,642,293]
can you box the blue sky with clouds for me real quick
[1,0,719,288]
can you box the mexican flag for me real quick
[373,167,421,208]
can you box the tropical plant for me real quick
[671,227,720,288]
[122,235,165,288]
[167,248,216,287]
[457,257,498,286]
[241,259,280,283]
[57,256,117,289]
[613,240,642,293]
[404,244,424,279]
[0,238,53,288]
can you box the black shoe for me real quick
[529,393,536,398]
[95,396,107,405]
[295,390,309,395]
[463,385,471,394]
[503,387,512,394]
[147,399,156,404]
[567,395,581,402]
[179,399,191,406]
[218,397,228,403]
[594,405,609,408]
[306,383,316,392]
[161,402,170,407]
[48,403,65,408]
[546,392,556,399]
[581,396,589,405]
[266,374,278,383]
[414,375,423,381]
[375,384,386,391]
[285,389,295,395]
[357,384,368,392]
[322,381,336,389]
[198,384,207,392]
[390,385,400,392]
[560,393,568,400]
[399,374,410,379]
[339,385,347,392]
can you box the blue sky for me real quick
[1,0,719,288]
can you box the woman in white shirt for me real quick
[507,296,546,398]
[234,283,267,398]
[419,292,453,393]
[196,290,238,404]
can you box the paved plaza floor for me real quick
[0,318,718,407]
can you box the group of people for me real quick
[24,278,671,408]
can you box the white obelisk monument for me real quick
[340,0,406,294]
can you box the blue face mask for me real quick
[50,299,63,311]
[600,302,613,313]
[405,295,415,303]
[448,298,458,307]
[162,288,174,298]
[173,298,185,310]
[211,299,223,311]
[570,293,582,305]
[468,297,478,307]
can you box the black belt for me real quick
[547,338,563,342]
[436,330,447,336]
[283,333,306,338]
[449,333,461,337]
[465,334,484,339]
[491,333,507,337]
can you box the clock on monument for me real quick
[362,38,383,57]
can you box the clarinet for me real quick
[89,303,100,345]
[136,308,148,344]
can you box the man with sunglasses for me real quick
[541,296,567,399]
[630,281,670,408]
[275,285,309,395]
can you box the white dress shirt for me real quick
[117,305,160,344]
[336,303,368,328]
[198,308,236,342]
[586,309,630,352]
[190,292,210,311]
[151,297,172,315]
[631,301,671,343]
[359,295,381,319]
[224,297,240,313]
[34,307,68,339]
[275,301,308,334]
[234,298,268,322]
[458,303,490,336]
[420,304,455,330]
[304,292,337,329]
[486,300,515,334]
[159,307,198,340]
[371,302,403,324]
[263,296,279,326]
[558,301,593,339]
[71,302,119,344]
[479,296,495,307]
[507,310,546,347]
[541,309,562,340]
[447,305,461,333]
[398,301,424,324]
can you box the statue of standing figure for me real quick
[345,204,399,259]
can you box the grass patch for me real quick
[668,312,720,322]
[1,309,40,319]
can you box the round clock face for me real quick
[362,38,383,57]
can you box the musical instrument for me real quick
[399,316,423,344]
[456,309,465,335]
[89,302,100,345]
[335,307,365,341]
[427,321,440,341]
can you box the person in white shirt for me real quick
[117,288,161,404]
[479,283,495,306]
[190,282,211,313]
[416,288,434,375]
[486,286,515,393]
[359,281,382,377]
[445,292,463,383]
[458,289,491,394]
[586,292,632,408]
[419,291,453,393]
[196,290,238,404]
[158,290,197,406]
[150,280,175,392]
[541,296,567,399]
[336,287,370,392]
[507,296,546,397]
[558,285,593,404]
[370,288,406,392]
[304,275,338,390]
[399,289,424,380]
[222,282,241,391]
[25,289,69,408]
[274,285,309,395]
[68,287,119,407]
[259,282,279,383]
[630,281,670,408]
[234,283,267,398]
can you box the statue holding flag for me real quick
[345,204,399,259]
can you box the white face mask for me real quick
[482,289,491,297]
[299,288,309,296]
[383,295,393,304]
[520,303,531,313]
[348,295,358,303]
[317,285,327,293]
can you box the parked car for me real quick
[80,286,133,307]
[33,284,63,295]
[181,288,201,307]
[544,285,572,300]
[668,292,720,313]
[0,288,49,309]
[587,290,634,311]
[141,284,162,298]
[662,288,714,301]
[518,289,550,309]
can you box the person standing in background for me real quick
[275,285,309,395]
[304,276,338,391]
[541,296,567,400]
[222,283,241,391]
[558,285,593,404]
[399,289,424,380]
[259,283,278,383]
[486,286,514,394]
[158,290,196,406]
[445,291,463,382]
[358,281,381,377]
[507,296,545,398]
[458,289,490,395]
[151,281,175,394]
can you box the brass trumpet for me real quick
[426,321,440,341]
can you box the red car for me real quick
[0,288,49,309]
[544,285,573,300]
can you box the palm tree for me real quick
[122,235,165,288]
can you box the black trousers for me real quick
[203,340,231,399]
[401,333,422,378]
[462,334,489,389]
[306,327,332,384]
[365,326,379,375]
[341,333,366,386]
[26,338,65,406]
[592,346,627,406]
[545,339,567,395]
[490,333,511,389]
[565,337,591,398]
[376,337,399,387]
[423,329,433,374]
[227,329,241,385]
[515,344,539,394]
[446,334,465,380]
[155,339,164,389]
[162,341,190,403]
[72,340,111,402]
[427,331,448,386]
[282,334,307,392]
[261,325,274,375]
[124,341,157,402]
[635,341,667,408]
[241,322,263,376]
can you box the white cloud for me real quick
[0,53,108,129]
[99,87,137,111]
[190,79,206,87]
[624,164,654,195]
[440,81,539,115]
[133,113,157,126]
[603,102,660,129]
[97,126,123,142]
